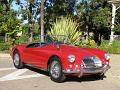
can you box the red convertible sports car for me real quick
[11,35,110,83]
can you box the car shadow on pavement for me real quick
[24,65,107,83]
[24,65,49,76]
[66,75,106,82]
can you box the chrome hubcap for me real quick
[50,61,60,79]
[14,53,19,66]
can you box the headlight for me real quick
[68,54,76,63]
[105,53,110,60]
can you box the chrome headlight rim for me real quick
[105,53,110,60]
[68,54,76,63]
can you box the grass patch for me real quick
[100,40,120,54]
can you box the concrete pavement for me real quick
[0,54,120,90]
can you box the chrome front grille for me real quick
[82,56,102,68]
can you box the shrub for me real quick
[0,42,10,51]
[15,35,28,44]
[80,39,96,48]
[33,34,40,42]
[48,17,82,45]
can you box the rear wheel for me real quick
[49,57,66,83]
[13,51,24,69]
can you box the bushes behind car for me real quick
[0,42,10,51]
[48,17,82,45]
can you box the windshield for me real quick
[43,35,68,44]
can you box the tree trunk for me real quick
[109,3,116,44]
[28,2,33,43]
[40,0,45,42]
[5,33,7,42]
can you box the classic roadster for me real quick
[11,35,110,82]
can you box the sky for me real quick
[11,0,28,23]
[11,0,81,11]
[11,0,27,11]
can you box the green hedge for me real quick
[0,43,10,51]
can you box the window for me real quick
[26,43,40,48]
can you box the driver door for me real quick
[23,43,43,67]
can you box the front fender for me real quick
[11,44,26,61]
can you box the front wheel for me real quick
[49,57,66,83]
[13,51,24,69]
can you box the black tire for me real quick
[49,56,66,83]
[13,50,24,69]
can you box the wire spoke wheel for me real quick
[14,53,20,66]
[49,57,66,83]
[50,61,61,79]
[13,51,24,69]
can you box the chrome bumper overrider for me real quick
[63,64,111,77]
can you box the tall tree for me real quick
[91,7,111,45]
[40,0,45,42]
[76,0,111,45]
[113,5,120,35]
[44,0,77,31]
[0,0,20,42]
[13,0,77,42]
[15,0,35,43]
[28,0,34,43]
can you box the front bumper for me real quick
[63,64,111,77]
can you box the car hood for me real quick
[60,44,105,62]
